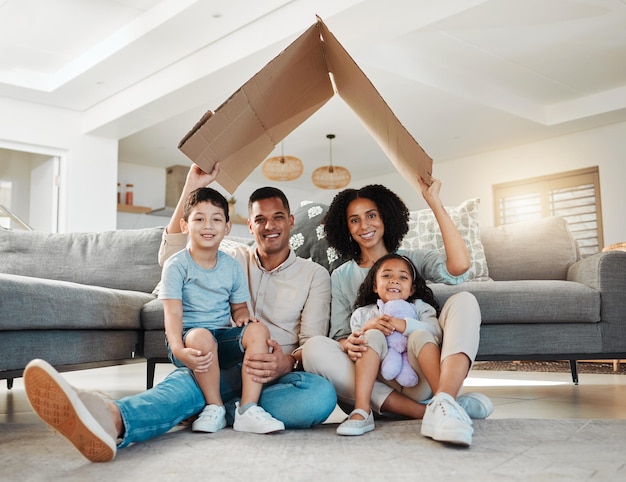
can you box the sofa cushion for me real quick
[429,280,600,324]
[289,201,345,272]
[402,198,490,280]
[1,330,143,372]
[0,227,164,293]
[141,298,165,331]
[480,217,580,281]
[0,273,154,331]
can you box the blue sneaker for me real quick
[457,392,493,419]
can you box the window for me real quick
[493,167,603,257]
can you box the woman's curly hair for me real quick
[323,185,410,263]
[354,254,441,315]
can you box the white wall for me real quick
[0,97,118,232]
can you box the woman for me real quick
[302,175,492,446]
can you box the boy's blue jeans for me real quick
[115,365,337,448]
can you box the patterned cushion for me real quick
[401,198,490,281]
[290,201,345,272]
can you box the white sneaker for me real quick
[457,392,493,419]
[421,392,473,446]
[233,402,285,434]
[24,359,118,462]
[192,404,227,433]
[336,408,375,436]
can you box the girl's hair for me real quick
[183,187,229,222]
[323,185,410,263]
[354,253,441,315]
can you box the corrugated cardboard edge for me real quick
[179,22,333,193]
[178,17,432,193]
[317,17,432,189]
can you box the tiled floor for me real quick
[3,361,626,425]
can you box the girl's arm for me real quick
[362,315,406,335]
[417,175,470,276]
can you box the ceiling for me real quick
[2,0,626,190]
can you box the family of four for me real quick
[24,162,492,463]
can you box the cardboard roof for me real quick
[178,16,433,194]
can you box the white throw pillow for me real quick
[401,198,490,281]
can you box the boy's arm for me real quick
[158,163,220,267]
[231,302,255,327]
[163,298,214,371]
[163,298,185,355]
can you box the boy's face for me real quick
[181,201,231,250]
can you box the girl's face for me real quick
[346,197,385,251]
[374,258,415,303]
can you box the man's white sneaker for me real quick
[192,404,227,433]
[457,392,494,419]
[421,392,473,446]
[233,402,285,434]
[24,359,118,462]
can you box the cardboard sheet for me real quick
[179,17,432,194]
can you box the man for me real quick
[24,162,336,463]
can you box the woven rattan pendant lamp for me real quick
[262,142,303,181]
[312,134,351,189]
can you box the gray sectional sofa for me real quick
[0,227,163,388]
[1,209,625,389]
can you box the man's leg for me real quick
[115,367,206,448]
[257,372,337,428]
[24,359,120,462]
[25,359,207,461]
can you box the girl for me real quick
[337,254,442,436]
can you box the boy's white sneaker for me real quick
[24,359,118,462]
[421,392,473,446]
[233,402,285,434]
[192,404,227,433]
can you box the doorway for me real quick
[0,145,62,232]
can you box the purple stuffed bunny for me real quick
[377,299,419,387]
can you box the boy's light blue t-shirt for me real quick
[159,248,250,330]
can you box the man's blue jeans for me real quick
[115,366,337,448]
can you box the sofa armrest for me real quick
[567,250,626,353]
[567,251,626,289]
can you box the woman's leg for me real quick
[302,335,394,414]
[437,291,481,397]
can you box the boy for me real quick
[160,187,284,434]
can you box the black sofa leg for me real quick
[569,360,579,385]
[7,378,13,390]
[147,359,156,389]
